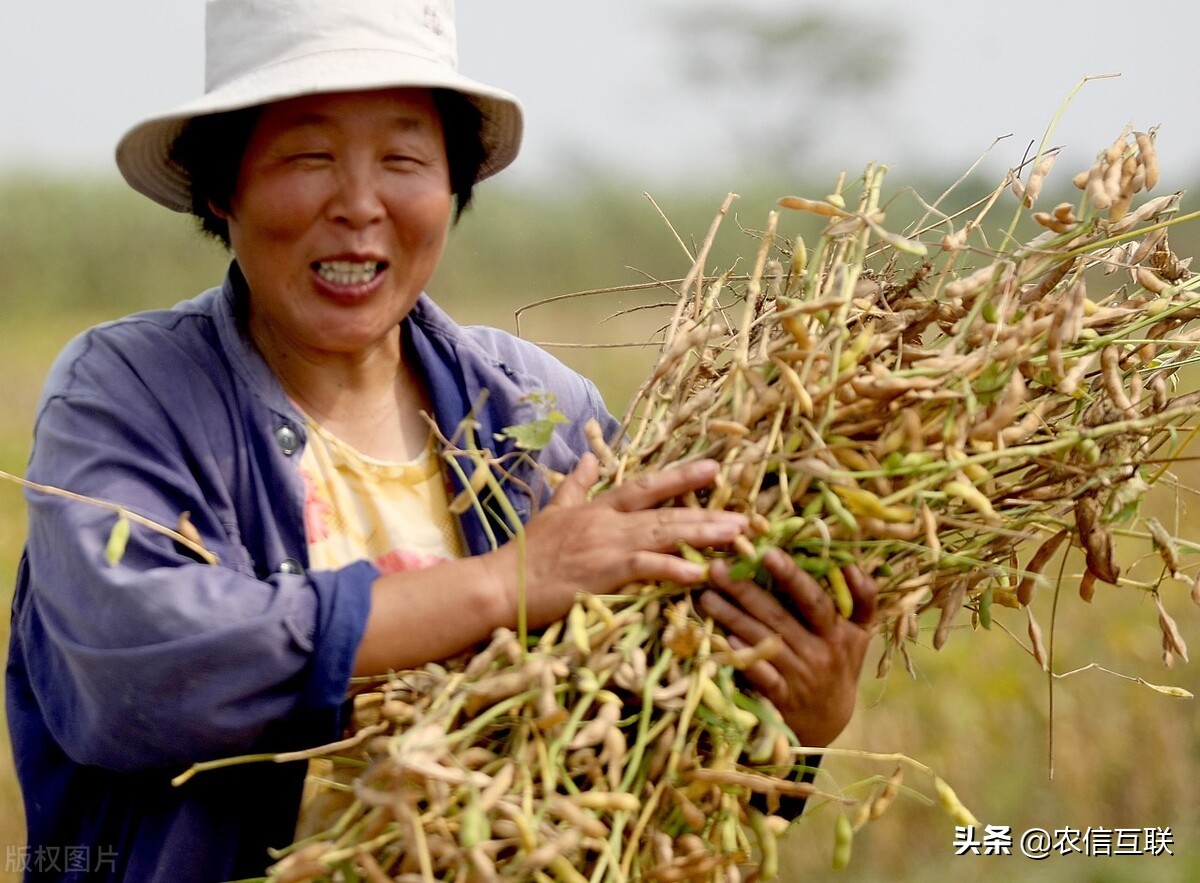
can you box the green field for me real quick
[2,172,1200,881]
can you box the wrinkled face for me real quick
[219,88,453,359]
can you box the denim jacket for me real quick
[6,265,618,881]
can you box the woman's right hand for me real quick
[489,453,747,628]
[357,453,745,676]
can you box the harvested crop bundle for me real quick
[253,128,1200,881]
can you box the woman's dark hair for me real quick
[433,89,487,220]
[170,106,261,246]
[169,88,487,248]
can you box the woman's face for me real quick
[220,88,453,359]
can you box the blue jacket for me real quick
[6,265,618,882]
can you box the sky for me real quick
[4,1,1200,193]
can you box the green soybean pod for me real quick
[832,812,853,870]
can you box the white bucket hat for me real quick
[116,0,523,212]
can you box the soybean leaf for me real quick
[106,513,131,567]
[497,410,568,451]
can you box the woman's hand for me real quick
[359,453,744,676]
[491,453,748,627]
[699,548,878,748]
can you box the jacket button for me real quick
[274,424,299,455]
[278,558,304,575]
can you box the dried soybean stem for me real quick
[0,469,219,565]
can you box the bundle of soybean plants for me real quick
[259,128,1200,882]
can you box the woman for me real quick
[6,1,877,880]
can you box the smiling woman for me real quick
[4,1,878,881]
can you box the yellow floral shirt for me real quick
[297,415,464,573]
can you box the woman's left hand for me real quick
[699,547,878,748]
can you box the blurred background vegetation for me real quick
[4,5,1200,881]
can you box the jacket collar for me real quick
[206,262,539,554]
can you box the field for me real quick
[2,172,1200,881]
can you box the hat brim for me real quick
[115,48,523,212]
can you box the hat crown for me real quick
[205,0,458,93]
[117,0,521,212]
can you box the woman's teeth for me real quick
[314,261,381,285]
